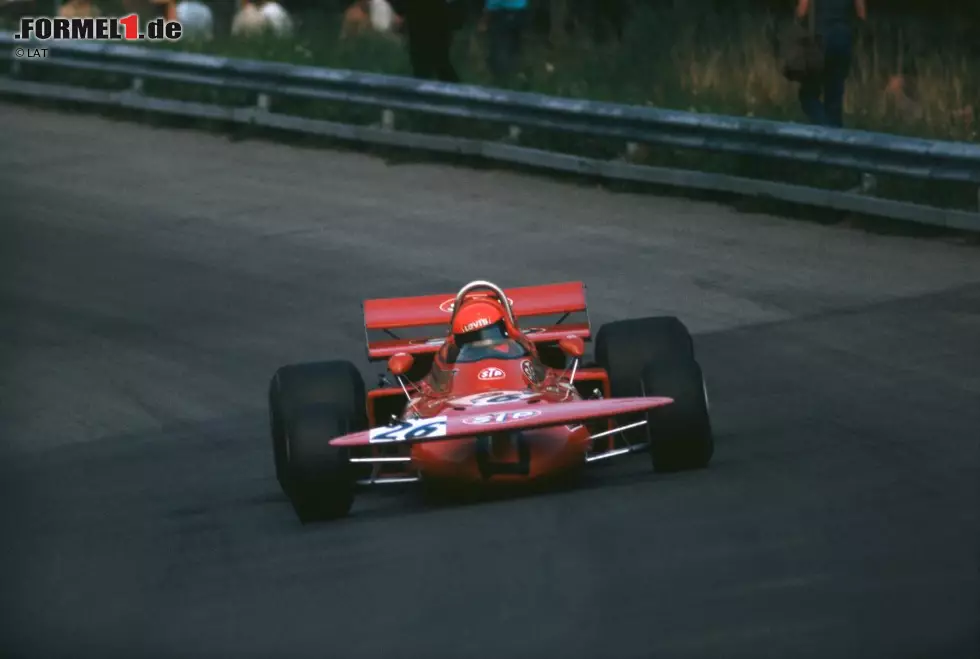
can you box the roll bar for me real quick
[449,280,518,328]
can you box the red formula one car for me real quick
[268,280,713,522]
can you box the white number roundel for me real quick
[369,416,448,443]
[449,391,535,407]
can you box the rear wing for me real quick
[363,281,590,360]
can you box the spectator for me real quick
[484,0,528,84]
[231,0,293,38]
[231,0,267,35]
[795,0,867,128]
[341,0,402,39]
[367,0,400,33]
[391,0,463,82]
[259,0,294,36]
[169,1,215,41]
[341,0,372,38]
[58,0,100,18]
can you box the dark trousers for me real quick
[487,9,525,83]
[407,29,459,82]
[799,25,853,128]
[404,0,459,83]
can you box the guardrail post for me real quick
[620,142,650,163]
[381,109,395,131]
[861,173,877,195]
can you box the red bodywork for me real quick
[337,282,672,486]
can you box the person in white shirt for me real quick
[231,0,293,38]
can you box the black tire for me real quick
[641,359,714,472]
[594,316,695,398]
[268,360,366,491]
[284,405,358,522]
[594,316,695,442]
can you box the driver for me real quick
[452,300,509,347]
[446,299,527,362]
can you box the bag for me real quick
[781,1,825,82]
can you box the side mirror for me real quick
[558,336,585,360]
[387,352,415,377]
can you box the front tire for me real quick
[284,405,358,522]
[268,360,366,492]
[594,316,695,443]
[594,316,695,398]
[641,359,714,472]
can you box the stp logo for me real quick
[478,367,505,381]
[462,410,541,425]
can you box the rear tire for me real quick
[284,405,357,522]
[268,360,366,492]
[641,360,713,472]
[594,316,695,442]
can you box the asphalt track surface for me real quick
[1,102,978,659]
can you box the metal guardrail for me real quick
[2,31,979,231]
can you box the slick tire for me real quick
[594,316,695,442]
[268,360,366,492]
[641,359,714,473]
[284,405,358,523]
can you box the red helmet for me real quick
[452,300,505,336]
[445,298,528,364]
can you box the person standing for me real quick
[484,0,528,84]
[795,0,867,128]
[391,0,462,82]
